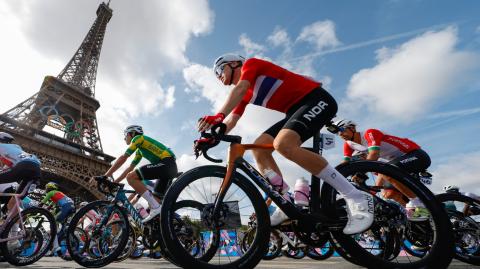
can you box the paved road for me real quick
[0,257,477,268]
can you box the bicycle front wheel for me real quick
[66,200,130,268]
[160,165,270,269]
[0,207,56,266]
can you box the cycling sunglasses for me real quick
[326,125,346,134]
[214,63,227,78]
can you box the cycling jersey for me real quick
[232,58,321,116]
[0,144,40,168]
[42,190,74,207]
[125,135,175,166]
[343,129,420,161]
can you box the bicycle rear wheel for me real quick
[0,207,56,266]
[160,165,270,269]
[321,160,454,268]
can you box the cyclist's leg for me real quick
[151,157,178,198]
[273,88,374,234]
[386,149,431,198]
[251,119,287,176]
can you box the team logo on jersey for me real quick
[303,100,328,121]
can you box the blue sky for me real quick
[1,0,479,195]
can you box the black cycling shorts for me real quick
[135,157,178,196]
[264,87,338,142]
[389,149,431,174]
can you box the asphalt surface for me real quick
[0,257,478,268]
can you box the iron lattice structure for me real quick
[0,2,115,200]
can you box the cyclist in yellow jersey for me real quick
[104,125,178,222]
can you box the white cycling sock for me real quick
[142,191,160,209]
[316,164,361,199]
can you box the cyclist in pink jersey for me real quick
[197,54,374,234]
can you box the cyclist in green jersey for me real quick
[104,125,178,222]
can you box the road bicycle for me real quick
[0,180,56,266]
[160,123,454,269]
[66,176,210,267]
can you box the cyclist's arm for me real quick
[364,129,382,161]
[217,80,250,116]
[224,114,241,134]
[41,191,54,204]
[366,149,380,161]
[114,163,136,183]
[105,154,129,177]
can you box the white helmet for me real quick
[124,125,143,137]
[0,132,14,143]
[444,185,459,193]
[213,53,245,78]
[327,119,356,134]
[333,119,356,129]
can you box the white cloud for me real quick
[297,20,341,51]
[239,33,266,58]
[267,27,291,48]
[342,27,479,122]
[430,152,480,195]
[183,63,229,112]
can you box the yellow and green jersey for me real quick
[125,135,175,166]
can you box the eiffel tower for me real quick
[0,2,115,201]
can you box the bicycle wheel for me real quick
[436,192,480,265]
[321,160,454,268]
[114,222,136,262]
[0,207,56,266]
[160,165,270,269]
[306,241,334,260]
[262,230,282,260]
[66,200,130,268]
[57,232,73,261]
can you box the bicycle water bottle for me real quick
[264,169,289,194]
[137,206,149,219]
[294,177,310,207]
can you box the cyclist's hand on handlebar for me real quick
[193,137,216,158]
[198,113,225,132]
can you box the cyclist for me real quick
[104,125,178,222]
[197,54,374,234]
[41,181,75,253]
[41,182,75,223]
[443,185,480,215]
[328,119,431,219]
[0,132,41,211]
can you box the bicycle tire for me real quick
[321,160,454,268]
[160,165,270,269]
[262,230,282,260]
[306,242,334,261]
[0,207,56,266]
[66,200,130,268]
[436,192,480,266]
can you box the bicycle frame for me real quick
[0,181,35,243]
[98,187,144,231]
[212,141,344,228]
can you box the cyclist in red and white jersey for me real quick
[329,119,431,174]
[329,119,432,219]
[197,54,374,234]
